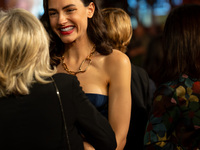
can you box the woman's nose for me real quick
[58,13,67,25]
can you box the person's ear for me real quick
[87,2,95,18]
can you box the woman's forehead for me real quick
[48,0,83,7]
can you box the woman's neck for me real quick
[63,40,95,63]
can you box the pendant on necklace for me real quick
[61,46,95,75]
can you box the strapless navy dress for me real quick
[86,93,108,118]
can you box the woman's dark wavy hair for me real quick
[40,0,112,66]
[157,4,200,85]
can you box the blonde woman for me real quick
[0,8,116,150]
[102,8,133,53]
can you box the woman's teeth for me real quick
[61,27,74,31]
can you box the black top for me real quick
[0,73,116,150]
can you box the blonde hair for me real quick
[0,8,56,97]
[102,8,133,53]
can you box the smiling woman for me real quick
[40,0,132,150]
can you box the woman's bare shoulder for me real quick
[105,49,131,66]
[103,49,131,75]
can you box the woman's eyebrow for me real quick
[48,4,75,11]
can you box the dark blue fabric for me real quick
[86,93,108,118]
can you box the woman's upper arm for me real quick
[106,50,132,145]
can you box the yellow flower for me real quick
[156,133,167,147]
[176,86,186,97]
[177,146,183,150]
[187,87,193,95]
[155,95,162,102]
[187,87,199,102]
[156,141,166,147]
[189,95,199,102]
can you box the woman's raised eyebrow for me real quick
[48,4,75,11]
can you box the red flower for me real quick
[192,81,200,93]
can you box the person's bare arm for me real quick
[106,50,132,150]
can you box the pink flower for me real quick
[171,98,177,104]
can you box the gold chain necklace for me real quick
[61,46,95,75]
